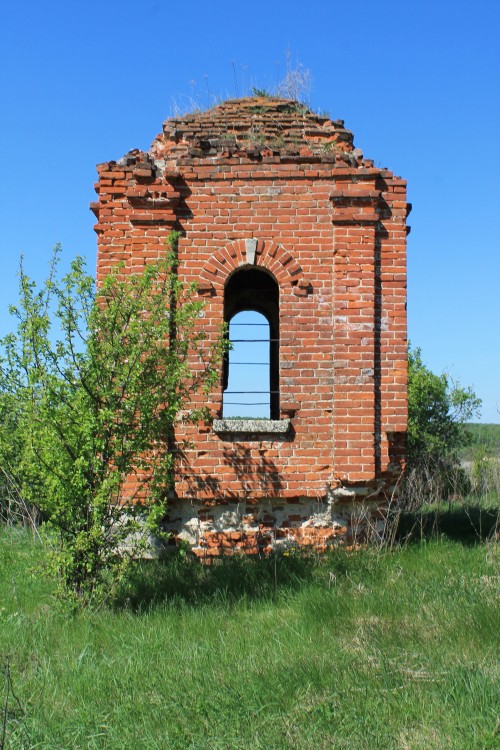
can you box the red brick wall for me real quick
[92,100,409,554]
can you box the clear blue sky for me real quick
[1,0,499,422]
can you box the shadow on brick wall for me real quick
[173,441,285,500]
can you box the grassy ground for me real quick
[1,508,499,749]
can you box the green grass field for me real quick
[1,508,499,750]
[459,423,500,460]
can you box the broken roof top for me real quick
[149,96,365,165]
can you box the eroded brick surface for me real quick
[93,97,409,553]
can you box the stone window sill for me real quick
[213,419,290,435]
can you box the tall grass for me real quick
[1,517,499,750]
[0,470,40,532]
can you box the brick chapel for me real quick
[92,97,410,556]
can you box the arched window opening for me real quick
[223,310,271,418]
[223,268,279,419]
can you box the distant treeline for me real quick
[458,423,500,460]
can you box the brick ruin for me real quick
[92,97,409,556]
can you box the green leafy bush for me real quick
[0,234,225,603]
[404,346,481,506]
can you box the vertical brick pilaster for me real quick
[377,176,409,477]
[331,183,380,483]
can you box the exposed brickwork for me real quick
[93,97,409,555]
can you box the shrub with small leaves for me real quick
[0,233,226,604]
[404,345,481,506]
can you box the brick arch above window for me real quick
[198,239,311,297]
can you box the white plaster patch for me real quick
[214,509,243,530]
[162,494,388,552]
[328,486,357,501]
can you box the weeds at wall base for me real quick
[110,492,499,611]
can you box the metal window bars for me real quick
[223,322,275,416]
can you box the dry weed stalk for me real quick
[0,468,41,534]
